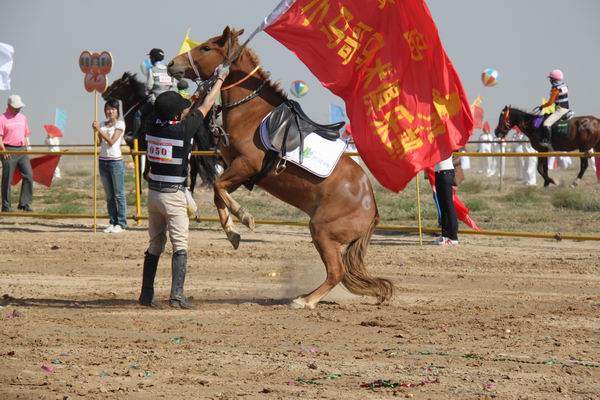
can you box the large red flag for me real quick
[265,0,473,192]
[12,155,61,187]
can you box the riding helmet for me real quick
[149,48,165,63]
[154,91,191,121]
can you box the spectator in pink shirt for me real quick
[0,95,33,212]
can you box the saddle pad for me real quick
[260,115,348,178]
[552,121,570,137]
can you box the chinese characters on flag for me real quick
[265,0,473,191]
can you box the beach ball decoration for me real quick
[289,80,309,98]
[481,68,499,87]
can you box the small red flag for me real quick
[265,0,473,192]
[43,124,64,138]
[472,104,484,130]
[12,155,61,187]
[482,121,491,134]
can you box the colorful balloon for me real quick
[481,68,499,87]
[289,80,309,98]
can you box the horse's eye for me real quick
[201,46,210,52]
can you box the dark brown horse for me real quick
[103,72,220,191]
[168,27,393,309]
[495,106,600,187]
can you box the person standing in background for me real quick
[433,155,459,246]
[512,128,537,186]
[92,99,128,233]
[0,95,33,212]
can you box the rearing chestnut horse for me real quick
[495,106,600,187]
[168,27,393,309]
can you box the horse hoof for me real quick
[239,208,255,231]
[570,179,581,188]
[242,214,255,231]
[226,231,241,250]
[290,298,309,309]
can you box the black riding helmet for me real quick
[149,48,165,64]
[154,91,191,121]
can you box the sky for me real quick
[1,0,599,145]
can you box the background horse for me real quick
[103,72,220,191]
[167,27,393,309]
[495,106,600,187]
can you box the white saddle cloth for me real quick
[259,115,348,178]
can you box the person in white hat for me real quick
[0,95,34,212]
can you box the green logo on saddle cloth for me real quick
[552,121,570,137]
[303,147,313,158]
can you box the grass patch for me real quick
[552,189,600,212]
[460,179,490,194]
[464,198,488,211]
[44,204,86,214]
[500,186,542,204]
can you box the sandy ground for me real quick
[0,219,599,400]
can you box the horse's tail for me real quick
[341,211,394,303]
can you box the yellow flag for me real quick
[178,29,201,55]
[541,97,555,114]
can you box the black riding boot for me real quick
[541,126,552,148]
[169,250,193,309]
[139,251,160,307]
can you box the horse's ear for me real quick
[234,28,245,37]
[217,26,232,46]
[122,72,128,79]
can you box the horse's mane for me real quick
[124,71,147,99]
[509,106,535,117]
[241,47,288,100]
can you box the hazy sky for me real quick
[2,0,599,144]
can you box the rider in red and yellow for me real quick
[534,69,570,148]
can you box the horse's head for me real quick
[495,106,513,139]
[168,26,245,81]
[103,72,146,103]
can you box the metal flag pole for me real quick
[415,172,423,245]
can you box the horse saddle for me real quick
[265,100,344,163]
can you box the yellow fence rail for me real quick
[1,148,599,242]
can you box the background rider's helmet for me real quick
[177,79,189,90]
[547,69,564,81]
[149,48,165,64]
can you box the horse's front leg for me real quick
[570,156,588,188]
[537,156,556,187]
[213,157,258,249]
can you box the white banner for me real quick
[0,43,14,91]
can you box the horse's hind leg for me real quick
[291,224,344,310]
[570,156,588,188]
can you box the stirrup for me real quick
[274,158,287,175]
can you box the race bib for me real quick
[158,75,172,84]
[148,142,173,161]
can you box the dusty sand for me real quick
[0,219,599,399]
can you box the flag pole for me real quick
[93,91,98,232]
[415,172,423,245]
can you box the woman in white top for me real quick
[92,99,128,233]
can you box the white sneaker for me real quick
[111,225,124,233]
[442,238,459,245]
[433,236,446,245]
[103,225,115,233]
